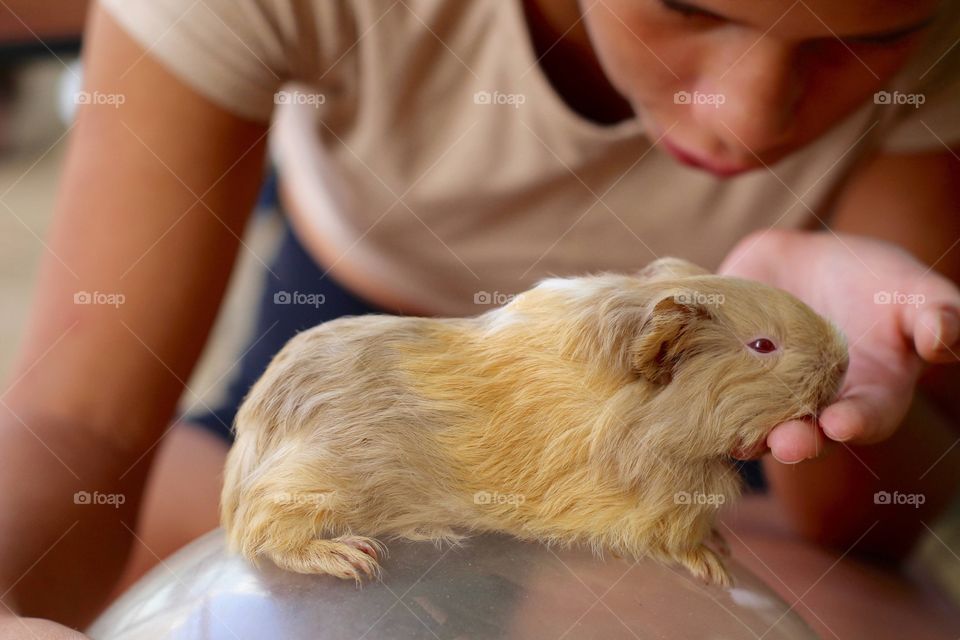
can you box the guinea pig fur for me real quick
[221,257,848,586]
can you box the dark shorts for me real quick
[184,218,396,442]
[187,209,765,490]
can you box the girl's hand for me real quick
[719,229,960,463]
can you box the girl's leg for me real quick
[721,493,960,639]
[105,420,228,601]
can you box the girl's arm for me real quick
[0,5,269,627]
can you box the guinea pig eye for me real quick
[747,338,778,354]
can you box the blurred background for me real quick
[2,0,960,617]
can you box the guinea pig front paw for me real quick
[677,545,732,588]
[269,535,386,584]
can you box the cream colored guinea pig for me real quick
[220,257,848,586]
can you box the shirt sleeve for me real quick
[98,0,332,122]
[879,10,960,154]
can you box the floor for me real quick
[2,57,960,615]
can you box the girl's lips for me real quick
[658,137,755,178]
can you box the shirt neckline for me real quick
[501,0,646,142]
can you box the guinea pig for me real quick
[220,257,848,587]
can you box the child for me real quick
[2,0,959,636]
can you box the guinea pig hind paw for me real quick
[270,536,384,583]
[680,546,732,589]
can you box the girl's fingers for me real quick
[897,269,960,363]
[911,305,960,363]
[767,419,825,463]
[818,386,911,446]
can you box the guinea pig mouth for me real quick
[730,437,769,461]
[816,359,848,409]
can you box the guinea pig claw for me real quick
[266,535,384,583]
[343,538,380,561]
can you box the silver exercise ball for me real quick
[87,529,816,639]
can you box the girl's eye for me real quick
[747,338,777,354]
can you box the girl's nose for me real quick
[698,38,801,158]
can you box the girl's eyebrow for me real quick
[663,0,937,42]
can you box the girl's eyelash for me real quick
[844,18,934,47]
[670,6,701,17]
[661,0,932,45]
[844,33,915,47]
[661,0,718,20]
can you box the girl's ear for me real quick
[630,292,713,385]
[636,257,711,281]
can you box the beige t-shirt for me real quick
[101,0,960,316]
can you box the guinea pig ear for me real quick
[636,257,710,281]
[629,292,713,385]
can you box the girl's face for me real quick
[579,0,938,175]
